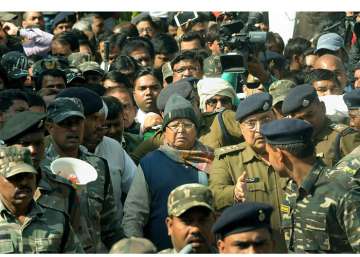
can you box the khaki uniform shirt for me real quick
[0,201,83,253]
[314,119,360,167]
[209,142,288,252]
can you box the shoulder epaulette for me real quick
[215,143,246,157]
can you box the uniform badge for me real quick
[302,99,310,107]
[263,102,270,111]
[280,204,290,214]
[258,210,265,222]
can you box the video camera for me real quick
[218,19,268,73]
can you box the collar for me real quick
[242,143,265,164]
[0,200,43,221]
[299,159,325,196]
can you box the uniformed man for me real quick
[0,146,83,253]
[209,92,287,252]
[212,202,275,253]
[282,84,360,167]
[42,97,123,252]
[0,111,80,232]
[343,88,360,131]
[160,183,217,254]
[261,118,360,253]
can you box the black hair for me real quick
[170,50,204,70]
[151,33,179,55]
[179,31,206,49]
[120,37,155,60]
[282,70,306,85]
[0,89,29,111]
[305,68,340,86]
[270,141,315,159]
[52,31,80,52]
[109,55,140,83]
[102,95,124,120]
[206,23,220,43]
[266,32,285,54]
[26,92,46,110]
[133,67,160,85]
[284,37,311,60]
[113,22,139,37]
[80,83,106,96]
[103,71,131,89]
[105,86,136,106]
[37,69,67,90]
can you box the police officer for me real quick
[212,202,275,253]
[343,88,360,131]
[0,111,80,232]
[261,118,360,253]
[0,146,83,253]
[161,183,217,254]
[282,84,360,167]
[42,97,123,252]
[209,92,287,252]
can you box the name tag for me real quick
[280,204,290,214]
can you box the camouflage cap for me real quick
[0,111,46,142]
[78,61,105,76]
[64,68,85,84]
[31,58,64,79]
[168,183,214,217]
[268,79,296,106]
[109,237,157,254]
[162,62,173,82]
[47,97,85,123]
[0,146,37,178]
[68,52,91,68]
[0,12,17,22]
[0,51,29,80]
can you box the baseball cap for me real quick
[315,33,344,53]
[268,80,296,106]
[0,12,17,22]
[0,51,29,80]
[167,183,214,217]
[0,146,37,178]
[47,97,85,123]
[78,61,105,76]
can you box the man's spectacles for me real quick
[205,96,232,107]
[173,66,200,74]
[167,121,195,132]
[243,116,272,131]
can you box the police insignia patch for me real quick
[263,102,270,111]
[258,210,265,221]
[302,99,310,107]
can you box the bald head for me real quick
[313,54,347,89]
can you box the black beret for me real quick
[260,50,286,67]
[236,92,272,121]
[282,84,318,115]
[52,12,75,30]
[260,118,313,145]
[343,89,360,110]
[156,78,196,111]
[56,87,102,116]
[212,202,273,237]
[0,111,46,142]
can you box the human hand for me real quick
[234,172,247,202]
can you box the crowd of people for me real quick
[0,11,359,253]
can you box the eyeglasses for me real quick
[173,66,200,74]
[242,116,273,131]
[205,96,232,107]
[167,121,195,132]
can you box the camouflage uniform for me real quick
[41,143,123,252]
[203,55,222,78]
[0,146,83,253]
[281,160,360,253]
[336,145,360,177]
[209,142,288,252]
